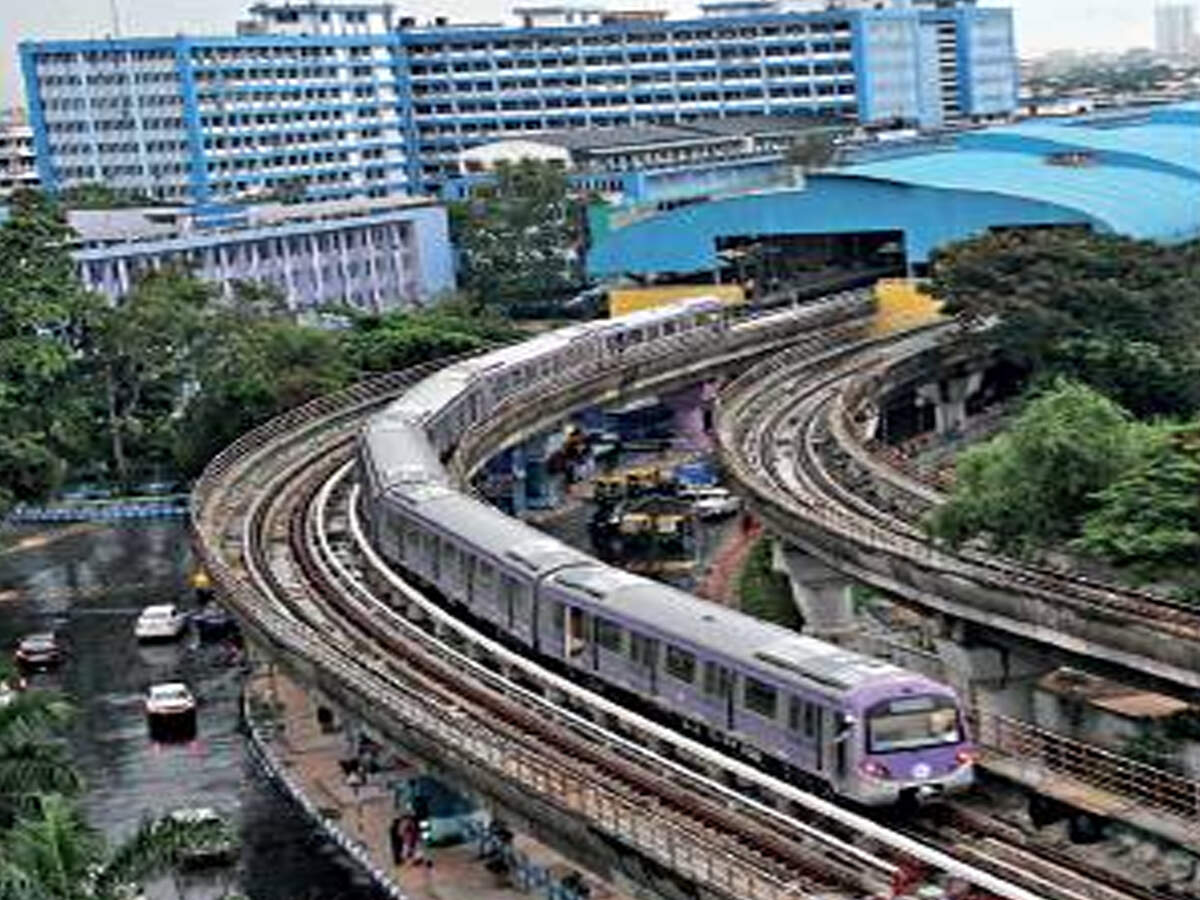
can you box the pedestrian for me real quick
[400,813,418,861]
[388,817,404,865]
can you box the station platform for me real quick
[246,666,631,900]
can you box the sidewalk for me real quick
[694,515,762,605]
[246,667,631,900]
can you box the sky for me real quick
[1,0,1169,109]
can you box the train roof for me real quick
[384,482,592,575]
[360,420,447,487]
[591,296,726,333]
[385,367,475,421]
[545,565,909,697]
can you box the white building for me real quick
[71,196,455,312]
[0,117,40,199]
[1155,3,1198,60]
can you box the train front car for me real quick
[843,677,975,807]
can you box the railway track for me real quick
[192,319,1102,900]
[714,328,1194,900]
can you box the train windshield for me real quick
[866,695,961,754]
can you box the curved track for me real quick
[716,327,1200,694]
[192,310,1179,900]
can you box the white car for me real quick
[135,604,188,641]
[145,682,197,719]
[691,487,742,519]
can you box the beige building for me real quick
[0,114,39,199]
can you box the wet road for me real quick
[0,521,383,900]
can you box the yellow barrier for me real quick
[608,284,745,317]
[871,278,944,335]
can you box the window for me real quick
[867,696,961,754]
[595,617,622,652]
[702,661,731,697]
[552,601,565,631]
[629,632,656,667]
[744,678,778,719]
[665,645,696,684]
[788,698,819,736]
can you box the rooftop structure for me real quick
[69,196,454,312]
[20,0,1017,204]
[586,104,1200,279]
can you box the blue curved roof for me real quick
[845,147,1200,244]
[587,106,1200,278]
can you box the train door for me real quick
[464,554,476,606]
[832,711,852,783]
[566,606,587,662]
[501,575,517,630]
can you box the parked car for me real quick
[14,632,65,671]
[145,682,197,721]
[691,487,742,519]
[193,605,237,642]
[135,604,188,642]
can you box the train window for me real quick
[788,698,818,736]
[500,575,518,620]
[552,602,565,631]
[407,529,421,556]
[665,646,696,684]
[392,524,406,561]
[429,536,441,580]
[477,561,495,595]
[595,617,622,652]
[702,661,732,698]
[629,632,657,667]
[663,321,677,336]
[744,678,778,719]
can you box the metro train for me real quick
[357,293,975,807]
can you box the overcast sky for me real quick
[1,0,1168,109]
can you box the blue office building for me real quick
[20,0,1017,204]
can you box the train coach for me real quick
[357,291,974,807]
[374,476,973,806]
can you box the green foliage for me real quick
[0,190,103,514]
[927,379,1142,554]
[56,183,163,210]
[0,794,235,900]
[0,690,79,824]
[1073,426,1200,581]
[452,159,584,309]
[737,539,803,630]
[930,231,1200,418]
[0,189,522,496]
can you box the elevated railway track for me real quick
[190,300,1186,900]
[714,324,1200,851]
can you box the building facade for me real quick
[69,196,455,311]
[1155,3,1197,60]
[20,0,1017,203]
[0,115,40,199]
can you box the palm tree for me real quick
[0,793,240,900]
[0,675,79,824]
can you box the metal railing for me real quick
[977,712,1200,824]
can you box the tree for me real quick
[1074,425,1200,581]
[0,686,78,824]
[452,159,584,310]
[88,267,215,488]
[782,131,837,171]
[929,231,1200,418]
[0,190,101,512]
[0,794,236,900]
[926,379,1143,555]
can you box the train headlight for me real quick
[954,748,976,768]
[859,760,891,779]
